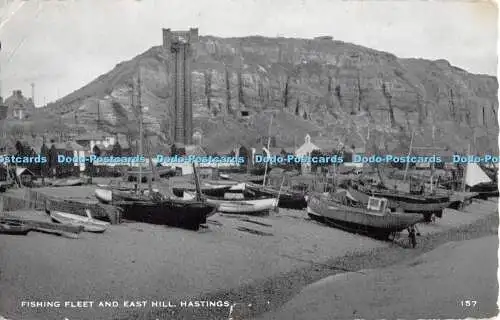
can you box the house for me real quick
[75,132,116,153]
[16,167,35,186]
[295,134,339,173]
[4,90,36,120]
[66,141,87,171]
[0,102,7,120]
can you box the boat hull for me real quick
[348,187,450,219]
[117,199,217,230]
[0,220,31,235]
[201,196,278,214]
[172,185,232,198]
[307,194,422,238]
[50,211,110,233]
[469,183,499,199]
[245,183,307,209]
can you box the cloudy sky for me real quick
[0,0,497,106]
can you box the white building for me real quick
[74,133,116,153]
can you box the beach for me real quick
[0,189,498,320]
[256,235,498,320]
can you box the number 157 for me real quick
[460,300,477,307]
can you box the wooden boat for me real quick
[306,193,423,239]
[0,216,83,238]
[0,219,31,235]
[245,182,307,209]
[126,167,176,182]
[469,182,499,199]
[95,188,217,230]
[464,163,499,199]
[50,210,110,233]
[95,188,151,203]
[185,190,278,215]
[172,184,232,198]
[52,178,85,187]
[115,198,217,230]
[348,185,450,220]
[220,173,265,184]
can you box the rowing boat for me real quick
[50,210,110,233]
[0,220,31,235]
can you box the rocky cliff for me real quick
[41,36,499,154]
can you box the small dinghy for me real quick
[50,210,110,233]
[52,178,85,187]
[95,188,113,203]
[0,219,31,235]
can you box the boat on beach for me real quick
[184,188,278,215]
[50,210,110,233]
[245,182,307,209]
[172,184,233,198]
[0,219,31,235]
[115,198,218,230]
[52,178,86,187]
[464,163,499,199]
[94,188,217,230]
[347,184,450,220]
[306,192,423,240]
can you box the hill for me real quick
[39,35,499,154]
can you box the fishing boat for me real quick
[115,198,217,230]
[50,210,110,233]
[125,166,176,182]
[94,188,153,203]
[94,188,217,230]
[347,183,450,221]
[185,192,278,215]
[306,192,423,240]
[52,178,86,187]
[172,184,233,198]
[464,163,499,199]
[185,183,278,215]
[245,182,307,209]
[0,219,31,235]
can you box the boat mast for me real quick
[430,125,435,192]
[262,113,274,187]
[462,143,471,192]
[403,130,415,183]
[192,162,202,201]
[137,70,143,193]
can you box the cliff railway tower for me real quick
[162,28,198,150]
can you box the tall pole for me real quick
[137,70,143,193]
[31,83,35,106]
[262,114,274,186]
[462,143,470,192]
[430,125,435,192]
[403,130,415,183]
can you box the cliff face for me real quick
[42,36,499,154]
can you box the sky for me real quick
[0,0,497,106]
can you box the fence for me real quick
[0,189,122,224]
